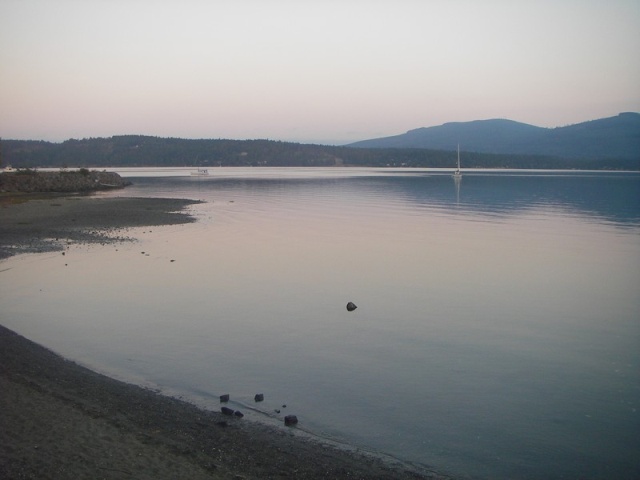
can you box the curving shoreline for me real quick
[0,195,454,479]
[0,324,452,480]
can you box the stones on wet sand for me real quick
[284,415,298,426]
[218,392,286,423]
[222,408,243,418]
[346,302,357,312]
[221,406,235,416]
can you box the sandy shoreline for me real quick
[0,195,453,479]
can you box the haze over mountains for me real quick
[349,112,640,160]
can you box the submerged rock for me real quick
[346,302,357,312]
[221,406,235,416]
[220,394,230,403]
[254,393,264,402]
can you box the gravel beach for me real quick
[0,195,453,479]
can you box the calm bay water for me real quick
[2,168,639,479]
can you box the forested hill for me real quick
[348,112,640,161]
[1,134,638,170]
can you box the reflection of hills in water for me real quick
[130,171,640,228]
[373,172,640,227]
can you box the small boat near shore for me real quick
[191,168,209,176]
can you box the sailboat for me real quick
[190,154,209,176]
[453,144,462,178]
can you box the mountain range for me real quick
[348,112,640,160]
[2,113,638,170]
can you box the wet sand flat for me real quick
[0,195,201,259]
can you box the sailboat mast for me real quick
[453,144,462,177]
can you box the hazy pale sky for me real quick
[1,0,638,144]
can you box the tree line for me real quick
[2,136,637,170]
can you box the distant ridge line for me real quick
[348,113,640,160]
[2,113,639,170]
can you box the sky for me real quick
[1,0,639,145]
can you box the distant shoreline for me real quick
[3,124,638,170]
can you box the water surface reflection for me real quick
[2,169,639,479]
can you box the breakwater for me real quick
[0,170,130,193]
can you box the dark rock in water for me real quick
[221,406,235,416]
[254,393,264,402]
[234,410,244,418]
[220,394,230,403]
[284,415,298,426]
[346,302,357,312]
